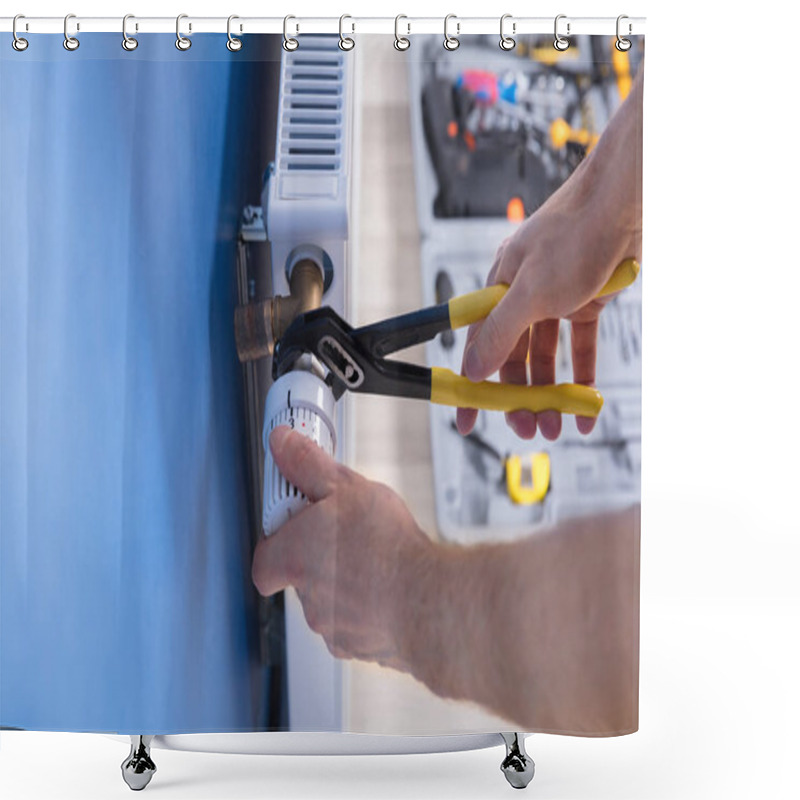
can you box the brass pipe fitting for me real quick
[235,259,324,363]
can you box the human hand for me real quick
[251,425,434,672]
[456,198,621,441]
[457,73,642,442]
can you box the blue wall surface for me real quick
[1,34,278,733]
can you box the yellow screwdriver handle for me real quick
[448,258,640,330]
[430,368,604,417]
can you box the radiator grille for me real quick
[279,36,345,175]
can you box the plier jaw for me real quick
[272,307,353,399]
[273,306,433,402]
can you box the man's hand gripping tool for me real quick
[272,259,640,417]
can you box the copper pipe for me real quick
[234,258,324,363]
[234,301,274,363]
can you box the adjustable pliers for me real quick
[273,259,639,418]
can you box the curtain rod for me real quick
[0,16,646,37]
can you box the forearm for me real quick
[492,69,644,321]
[397,507,641,734]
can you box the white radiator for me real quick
[264,34,352,316]
[262,34,354,733]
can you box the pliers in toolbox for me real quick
[272,259,639,417]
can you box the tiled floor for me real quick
[346,37,511,736]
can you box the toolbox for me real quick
[407,34,643,542]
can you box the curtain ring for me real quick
[63,13,79,51]
[500,14,515,51]
[394,15,410,51]
[443,14,459,51]
[227,15,242,51]
[283,15,299,51]
[176,14,191,51]
[553,14,570,51]
[616,15,632,51]
[122,14,138,51]
[339,15,354,51]
[12,14,28,51]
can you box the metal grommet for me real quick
[616,15,632,52]
[283,15,299,51]
[12,14,28,51]
[176,14,191,51]
[122,14,138,51]
[63,13,79,51]
[339,15,354,51]
[227,15,242,52]
[394,15,410,51]
[553,14,570,51]
[500,14,515,51]
[443,14,459,51]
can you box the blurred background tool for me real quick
[453,421,551,506]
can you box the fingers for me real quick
[455,405,479,437]
[254,426,340,596]
[252,531,294,598]
[251,501,326,597]
[485,238,508,286]
[570,318,599,435]
[529,319,562,441]
[501,329,537,439]
[455,319,482,435]
[463,265,543,382]
[269,425,338,502]
[456,238,511,435]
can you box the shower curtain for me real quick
[1,30,643,739]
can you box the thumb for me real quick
[463,285,542,382]
[269,425,338,502]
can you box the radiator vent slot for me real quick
[278,36,345,175]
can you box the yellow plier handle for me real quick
[432,258,640,418]
[431,368,605,416]
[449,258,640,329]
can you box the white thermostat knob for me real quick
[262,370,337,535]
